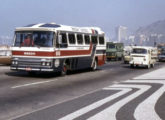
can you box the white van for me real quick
[129,46,157,68]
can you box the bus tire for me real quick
[61,63,67,76]
[91,59,97,71]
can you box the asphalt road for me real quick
[0,61,165,120]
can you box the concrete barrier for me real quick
[0,56,11,65]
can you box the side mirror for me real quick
[57,35,62,44]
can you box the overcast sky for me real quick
[0,0,165,38]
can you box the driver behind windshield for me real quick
[21,34,34,46]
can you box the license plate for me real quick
[25,67,32,71]
[135,62,140,65]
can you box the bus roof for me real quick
[15,23,105,35]
[132,46,155,50]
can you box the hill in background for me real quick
[136,20,165,35]
[134,20,165,46]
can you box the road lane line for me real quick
[131,80,165,120]
[88,84,151,120]
[133,67,165,80]
[11,79,58,89]
[59,87,132,120]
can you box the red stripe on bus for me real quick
[12,49,92,57]
[12,44,93,57]
[12,51,55,57]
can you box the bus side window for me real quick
[91,36,98,45]
[60,33,68,48]
[69,33,76,44]
[56,33,68,48]
[99,36,105,45]
[85,35,90,45]
[77,34,83,45]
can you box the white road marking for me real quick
[134,67,165,79]
[132,80,165,120]
[59,87,132,120]
[88,84,151,120]
[11,79,58,89]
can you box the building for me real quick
[116,26,127,42]
[126,35,135,45]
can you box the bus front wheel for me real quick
[61,63,67,76]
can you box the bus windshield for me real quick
[14,31,54,47]
[132,48,147,54]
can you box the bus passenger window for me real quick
[77,34,83,44]
[85,35,90,45]
[99,36,105,45]
[91,36,98,44]
[60,33,68,48]
[69,34,76,44]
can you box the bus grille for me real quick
[18,58,41,67]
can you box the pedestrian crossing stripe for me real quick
[59,80,165,120]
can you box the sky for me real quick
[0,0,165,39]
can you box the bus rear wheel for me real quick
[91,59,97,71]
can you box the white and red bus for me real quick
[11,23,106,75]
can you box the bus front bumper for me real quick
[10,66,55,72]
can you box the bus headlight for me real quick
[46,62,50,66]
[42,62,46,66]
[54,59,60,67]
[42,62,51,66]
[12,61,15,65]
[12,61,18,65]
[41,59,52,66]
[15,61,18,65]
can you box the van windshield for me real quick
[107,44,115,49]
[132,48,147,54]
[14,31,54,47]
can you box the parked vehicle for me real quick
[123,46,133,64]
[0,45,11,65]
[157,44,165,61]
[129,46,156,68]
[11,23,106,75]
[106,42,124,61]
